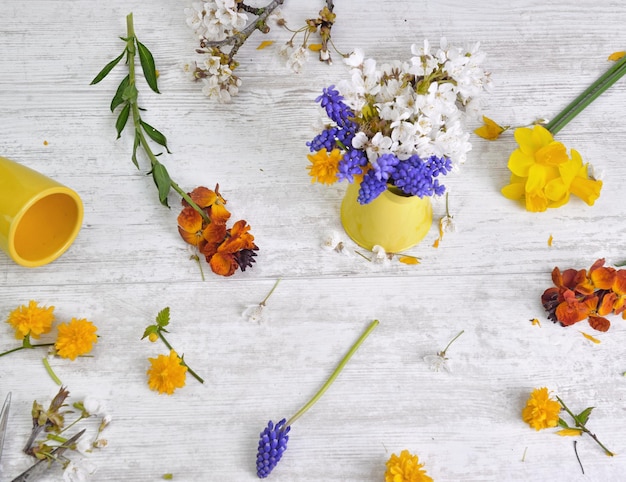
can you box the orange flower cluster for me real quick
[177,185,258,276]
[541,258,626,331]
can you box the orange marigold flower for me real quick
[147,350,188,395]
[522,387,561,430]
[385,450,433,482]
[54,318,98,360]
[6,300,55,340]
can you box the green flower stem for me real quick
[43,357,63,385]
[261,278,281,306]
[157,331,204,384]
[124,14,211,225]
[285,319,379,427]
[440,329,464,357]
[556,396,614,456]
[546,54,626,135]
[0,343,54,358]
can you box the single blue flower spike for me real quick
[256,419,291,478]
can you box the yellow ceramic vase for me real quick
[340,182,432,252]
[0,156,83,267]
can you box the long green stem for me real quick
[556,396,614,456]
[285,319,379,427]
[158,332,204,384]
[43,357,63,385]
[546,55,626,135]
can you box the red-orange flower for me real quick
[177,185,257,277]
[542,258,625,331]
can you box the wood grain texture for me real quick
[1,1,625,481]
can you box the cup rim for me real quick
[7,186,84,267]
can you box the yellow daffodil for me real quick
[54,318,98,360]
[522,387,561,430]
[307,147,342,184]
[474,115,507,140]
[6,300,55,340]
[385,450,433,482]
[501,125,602,212]
[147,350,188,395]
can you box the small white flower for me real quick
[62,459,97,482]
[344,48,364,67]
[242,304,264,324]
[321,231,343,250]
[423,353,451,372]
[286,46,309,73]
[371,245,389,264]
[82,397,106,417]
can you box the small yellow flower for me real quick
[385,450,433,482]
[307,147,342,185]
[557,428,583,436]
[148,332,159,343]
[522,387,562,430]
[147,350,188,395]
[6,300,55,340]
[54,318,98,360]
[474,115,507,140]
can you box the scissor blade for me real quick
[10,429,86,482]
[0,392,11,460]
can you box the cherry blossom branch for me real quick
[200,0,286,60]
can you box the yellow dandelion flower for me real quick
[307,148,342,185]
[385,450,433,482]
[54,318,98,360]
[6,300,55,340]
[147,350,188,395]
[522,387,562,430]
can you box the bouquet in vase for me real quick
[307,39,492,204]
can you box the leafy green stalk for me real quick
[142,307,204,384]
[90,12,210,224]
[546,54,626,135]
[556,396,614,456]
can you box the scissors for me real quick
[1,392,85,481]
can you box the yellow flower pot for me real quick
[0,156,83,267]
[340,182,432,252]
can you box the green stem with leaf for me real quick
[90,12,210,225]
[556,396,614,456]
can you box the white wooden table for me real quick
[1,1,625,480]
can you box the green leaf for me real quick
[151,162,172,207]
[137,40,160,93]
[131,134,140,169]
[156,307,170,328]
[141,120,171,153]
[557,418,569,428]
[90,50,126,85]
[111,75,130,112]
[141,325,158,340]
[115,103,131,139]
[576,407,594,426]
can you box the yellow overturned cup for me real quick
[0,156,83,267]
